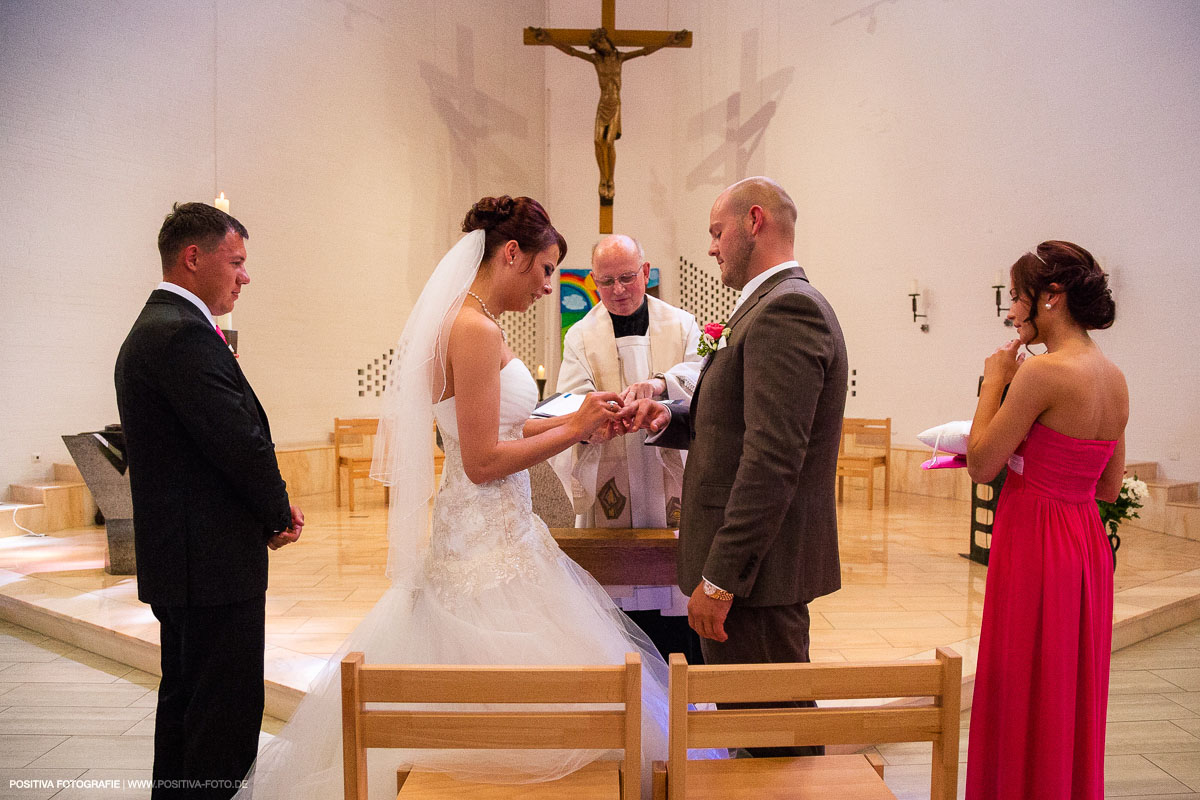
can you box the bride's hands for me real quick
[569,392,624,441]
[584,419,625,444]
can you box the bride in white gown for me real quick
[236,197,695,800]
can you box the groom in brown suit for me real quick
[622,177,847,756]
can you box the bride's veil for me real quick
[232,231,486,800]
[370,229,485,591]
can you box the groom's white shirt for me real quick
[730,260,799,315]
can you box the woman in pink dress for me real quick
[965,241,1128,799]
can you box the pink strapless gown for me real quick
[966,422,1117,800]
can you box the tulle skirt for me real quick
[235,545,694,800]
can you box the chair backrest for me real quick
[840,417,891,457]
[667,648,961,800]
[334,417,379,459]
[341,652,643,800]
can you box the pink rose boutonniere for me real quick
[697,321,730,357]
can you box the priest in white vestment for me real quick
[552,234,704,661]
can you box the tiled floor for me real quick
[0,487,1198,796]
[871,617,1200,799]
[0,618,283,800]
[0,618,1196,798]
[1,489,1198,712]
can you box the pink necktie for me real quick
[215,324,238,358]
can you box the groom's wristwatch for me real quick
[702,578,733,602]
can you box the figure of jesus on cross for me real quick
[526,1,691,232]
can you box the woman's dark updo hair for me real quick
[1011,240,1115,336]
[462,195,567,266]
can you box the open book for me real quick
[531,392,586,418]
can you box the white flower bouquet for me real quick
[1097,475,1149,537]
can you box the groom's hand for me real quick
[688,583,732,642]
[617,398,670,433]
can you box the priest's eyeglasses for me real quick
[594,272,641,289]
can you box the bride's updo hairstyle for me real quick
[1011,240,1115,340]
[462,195,567,268]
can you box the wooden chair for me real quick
[334,418,388,512]
[340,652,642,800]
[836,417,892,510]
[657,648,961,800]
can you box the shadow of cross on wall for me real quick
[419,25,531,201]
[686,28,795,191]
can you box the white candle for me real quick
[536,364,546,380]
[909,279,919,295]
[214,192,230,213]
[995,270,1006,287]
[216,313,233,330]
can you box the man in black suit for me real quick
[115,202,303,799]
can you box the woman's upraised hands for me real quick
[983,338,1026,388]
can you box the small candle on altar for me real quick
[214,192,230,213]
[909,279,919,295]
[537,364,545,380]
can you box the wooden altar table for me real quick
[550,527,678,585]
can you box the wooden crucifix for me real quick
[525,0,691,233]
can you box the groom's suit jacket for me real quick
[653,267,847,607]
[115,290,292,607]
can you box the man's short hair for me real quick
[157,202,249,268]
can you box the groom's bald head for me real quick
[709,177,798,289]
[723,177,797,237]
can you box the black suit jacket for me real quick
[114,289,291,607]
[652,268,847,607]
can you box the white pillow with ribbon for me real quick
[917,420,972,456]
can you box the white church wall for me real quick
[0,0,548,491]
[545,0,1200,481]
[5,0,1198,492]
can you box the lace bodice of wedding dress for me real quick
[427,359,559,604]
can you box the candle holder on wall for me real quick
[536,378,547,401]
[992,283,1014,326]
[909,287,929,333]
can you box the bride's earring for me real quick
[1044,303,1051,310]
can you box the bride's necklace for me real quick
[466,290,507,342]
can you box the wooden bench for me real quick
[656,647,962,800]
[340,651,642,800]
